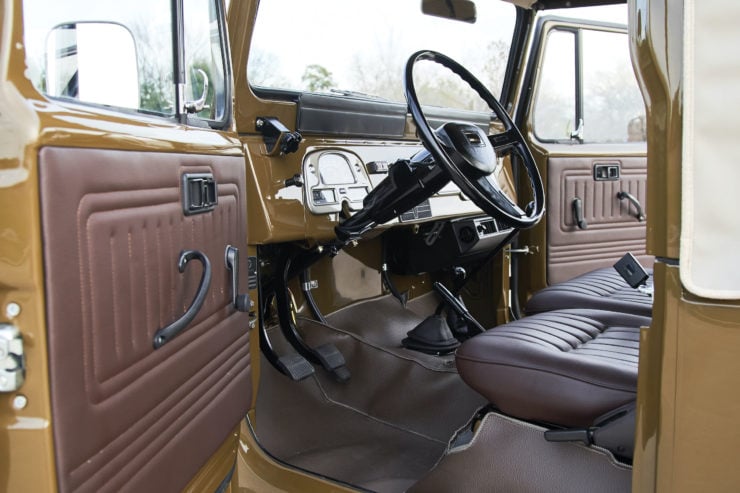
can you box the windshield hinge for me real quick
[0,324,25,392]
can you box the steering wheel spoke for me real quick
[476,175,526,219]
[489,129,519,154]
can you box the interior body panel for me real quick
[40,147,251,491]
[545,146,651,283]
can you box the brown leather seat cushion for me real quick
[456,309,650,428]
[525,267,653,317]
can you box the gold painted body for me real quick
[630,2,740,491]
[3,0,740,491]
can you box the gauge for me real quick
[312,189,336,204]
[319,153,355,185]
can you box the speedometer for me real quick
[319,153,356,185]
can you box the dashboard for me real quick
[294,143,516,273]
[301,144,495,225]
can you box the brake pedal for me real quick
[276,353,315,381]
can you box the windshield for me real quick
[248,0,516,109]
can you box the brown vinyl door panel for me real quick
[40,147,251,492]
[547,154,651,284]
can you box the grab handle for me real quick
[153,250,211,349]
[617,191,646,222]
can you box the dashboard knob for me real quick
[284,173,304,188]
[459,226,476,243]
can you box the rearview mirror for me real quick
[422,0,477,24]
[46,22,139,108]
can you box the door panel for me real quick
[40,147,251,492]
[547,154,652,283]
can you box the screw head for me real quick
[5,303,20,319]
[12,394,28,410]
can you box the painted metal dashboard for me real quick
[301,143,505,226]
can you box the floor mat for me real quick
[254,294,486,492]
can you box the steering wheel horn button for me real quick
[439,123,496,175]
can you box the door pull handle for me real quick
[617,191,646,222]
[225,245,251,312]
[153,250,212,349]
[572,197,588,230]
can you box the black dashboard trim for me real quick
[297,93,494,138]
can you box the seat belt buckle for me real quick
[613,252,649,288]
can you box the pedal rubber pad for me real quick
[277,353,314,381]
[314,343,351,382]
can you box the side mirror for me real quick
[45,22,139,108]
[422,0,477,23]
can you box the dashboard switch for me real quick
[367,161,389,174]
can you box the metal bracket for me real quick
[301,280,319,291]
[507,245,538,255]
[0,324,25,392]
[255,116,302,156]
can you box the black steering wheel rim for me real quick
[404,50,545,229]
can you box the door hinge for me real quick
[0,324,25,392]
[507,245,539,255]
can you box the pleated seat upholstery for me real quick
[456,309,651,427]
[525,267,653,318]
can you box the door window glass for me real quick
[23,0,176,115]
[23,0,230,125]
[582,29,645,142]
[532,24,646,143]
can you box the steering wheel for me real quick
[404,50,545,229]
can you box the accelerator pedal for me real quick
[314,343,351,382]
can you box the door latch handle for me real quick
[572,197,588,230]
[184,68,209,114]
[617,191,646,222]
[570,118,584,141]
[153,250,212,349]
[182,173,217,216]
[225,245,251,312]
